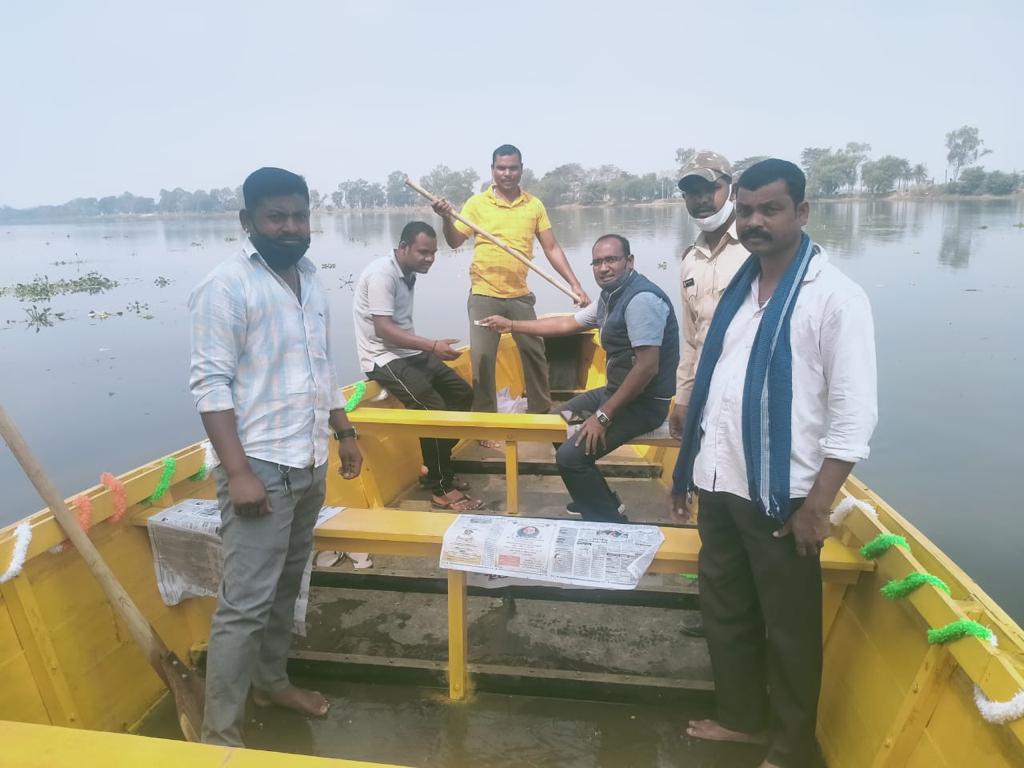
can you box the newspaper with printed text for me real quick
[146,499,343,636]
[440,515,664,590]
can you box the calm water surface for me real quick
[1,200,1022,621]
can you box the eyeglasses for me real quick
[590,255,626,268]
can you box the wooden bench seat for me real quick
[348,409,678,513]
[315,507,872,585]
[315,507,873,700]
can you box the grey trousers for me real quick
[467,292,551,413]
[201,457,327,746]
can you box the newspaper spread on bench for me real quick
[146,499,344,635]
[439,515,664,590]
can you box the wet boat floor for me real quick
[138,454,771,765]
[139,677,765,767]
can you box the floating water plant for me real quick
[12,272,118,301]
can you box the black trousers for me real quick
[555,387,669,521]
[367,352,473,494]
[696,490,822,768]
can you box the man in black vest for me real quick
[478,234,679,522]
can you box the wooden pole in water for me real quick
[404,176,581,303]
[0,404,205,742]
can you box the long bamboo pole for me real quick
[0,404,204,741]
[404,176,580,302]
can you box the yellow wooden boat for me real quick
[1,331,1022,767]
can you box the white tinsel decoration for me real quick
[974,686,1024,725]
[830,496,879,526]
[0,523,33,583]
[203,439,218,472]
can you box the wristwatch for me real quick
[595,409,611,426]
[333,428,358,440]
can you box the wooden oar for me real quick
[0,404,204,742]
[404,176,580,302]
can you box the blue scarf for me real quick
[672,232,817,522]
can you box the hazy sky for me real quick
[2,0,1019,207]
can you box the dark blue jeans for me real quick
[554,387,669,521]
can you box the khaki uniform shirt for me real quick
[675,221,749,407]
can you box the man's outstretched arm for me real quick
[476,314,583,338]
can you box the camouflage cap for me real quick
[678,151,733,189]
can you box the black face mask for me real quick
[250,231,310,271]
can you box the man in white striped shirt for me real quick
[189,167,361,746]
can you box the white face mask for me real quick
[693,186,734,232]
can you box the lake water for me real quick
[1,200,1022,622]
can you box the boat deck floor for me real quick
[138,676,765,767]
[136,461,775,765]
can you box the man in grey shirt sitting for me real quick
[478,234,679,522]
[353,221,483,512]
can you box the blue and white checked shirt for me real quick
[188,247,345,469]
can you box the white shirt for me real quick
[692,247,877,500]
[353,255,421,373]
[676,222,750,406]
[188,247,345,469]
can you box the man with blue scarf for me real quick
[479,234,678,522]
[671,160,877,768]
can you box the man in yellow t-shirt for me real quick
[431,144,590,414]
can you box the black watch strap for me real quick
[334,428,357,440]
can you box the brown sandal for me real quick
[431,490,485,512]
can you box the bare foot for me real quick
[478,439,503,450]
[685,718,768,744]
[252,686,330,717]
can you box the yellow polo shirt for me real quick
[454,185,552,299]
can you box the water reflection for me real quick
[1,200,1023,626]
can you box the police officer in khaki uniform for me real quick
[670,151,749,637]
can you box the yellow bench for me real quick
[347,409,678,514]
[314,507,874,700]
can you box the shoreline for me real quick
[2,192,1022,225]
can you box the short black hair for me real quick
[242,167,309,210]
[492,144,522,165]
[399,220,436,246]
[594,233,631,256]
[736,159,806,205]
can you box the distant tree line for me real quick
[798,125,1019,197]
[1,125,1019,223]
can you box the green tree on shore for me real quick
[861,156,911,194]
[945,126,991,181]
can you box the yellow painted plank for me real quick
[839,501,1024,750]
[871,644,957,767]
[62,638,164,732]
[922,671,1021,767]
[0,442,206,569]
[844,478,1024,651]
[505,441,519,515]
[0,576,80,728]
[0,719,408,767]
[819,602,909,767]
[447,570,468,700]
[314,507,870,579]
[904,730,951,768]
[0,592,24,662]
[0,654,51,724]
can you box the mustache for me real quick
[741,228,772,241]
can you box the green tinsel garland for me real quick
[344,381,366,413]
[148,457,177,502]
[881,572,951,599]
[927,619,993,645]
[189,464,208,482]
[859,533,910,560]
